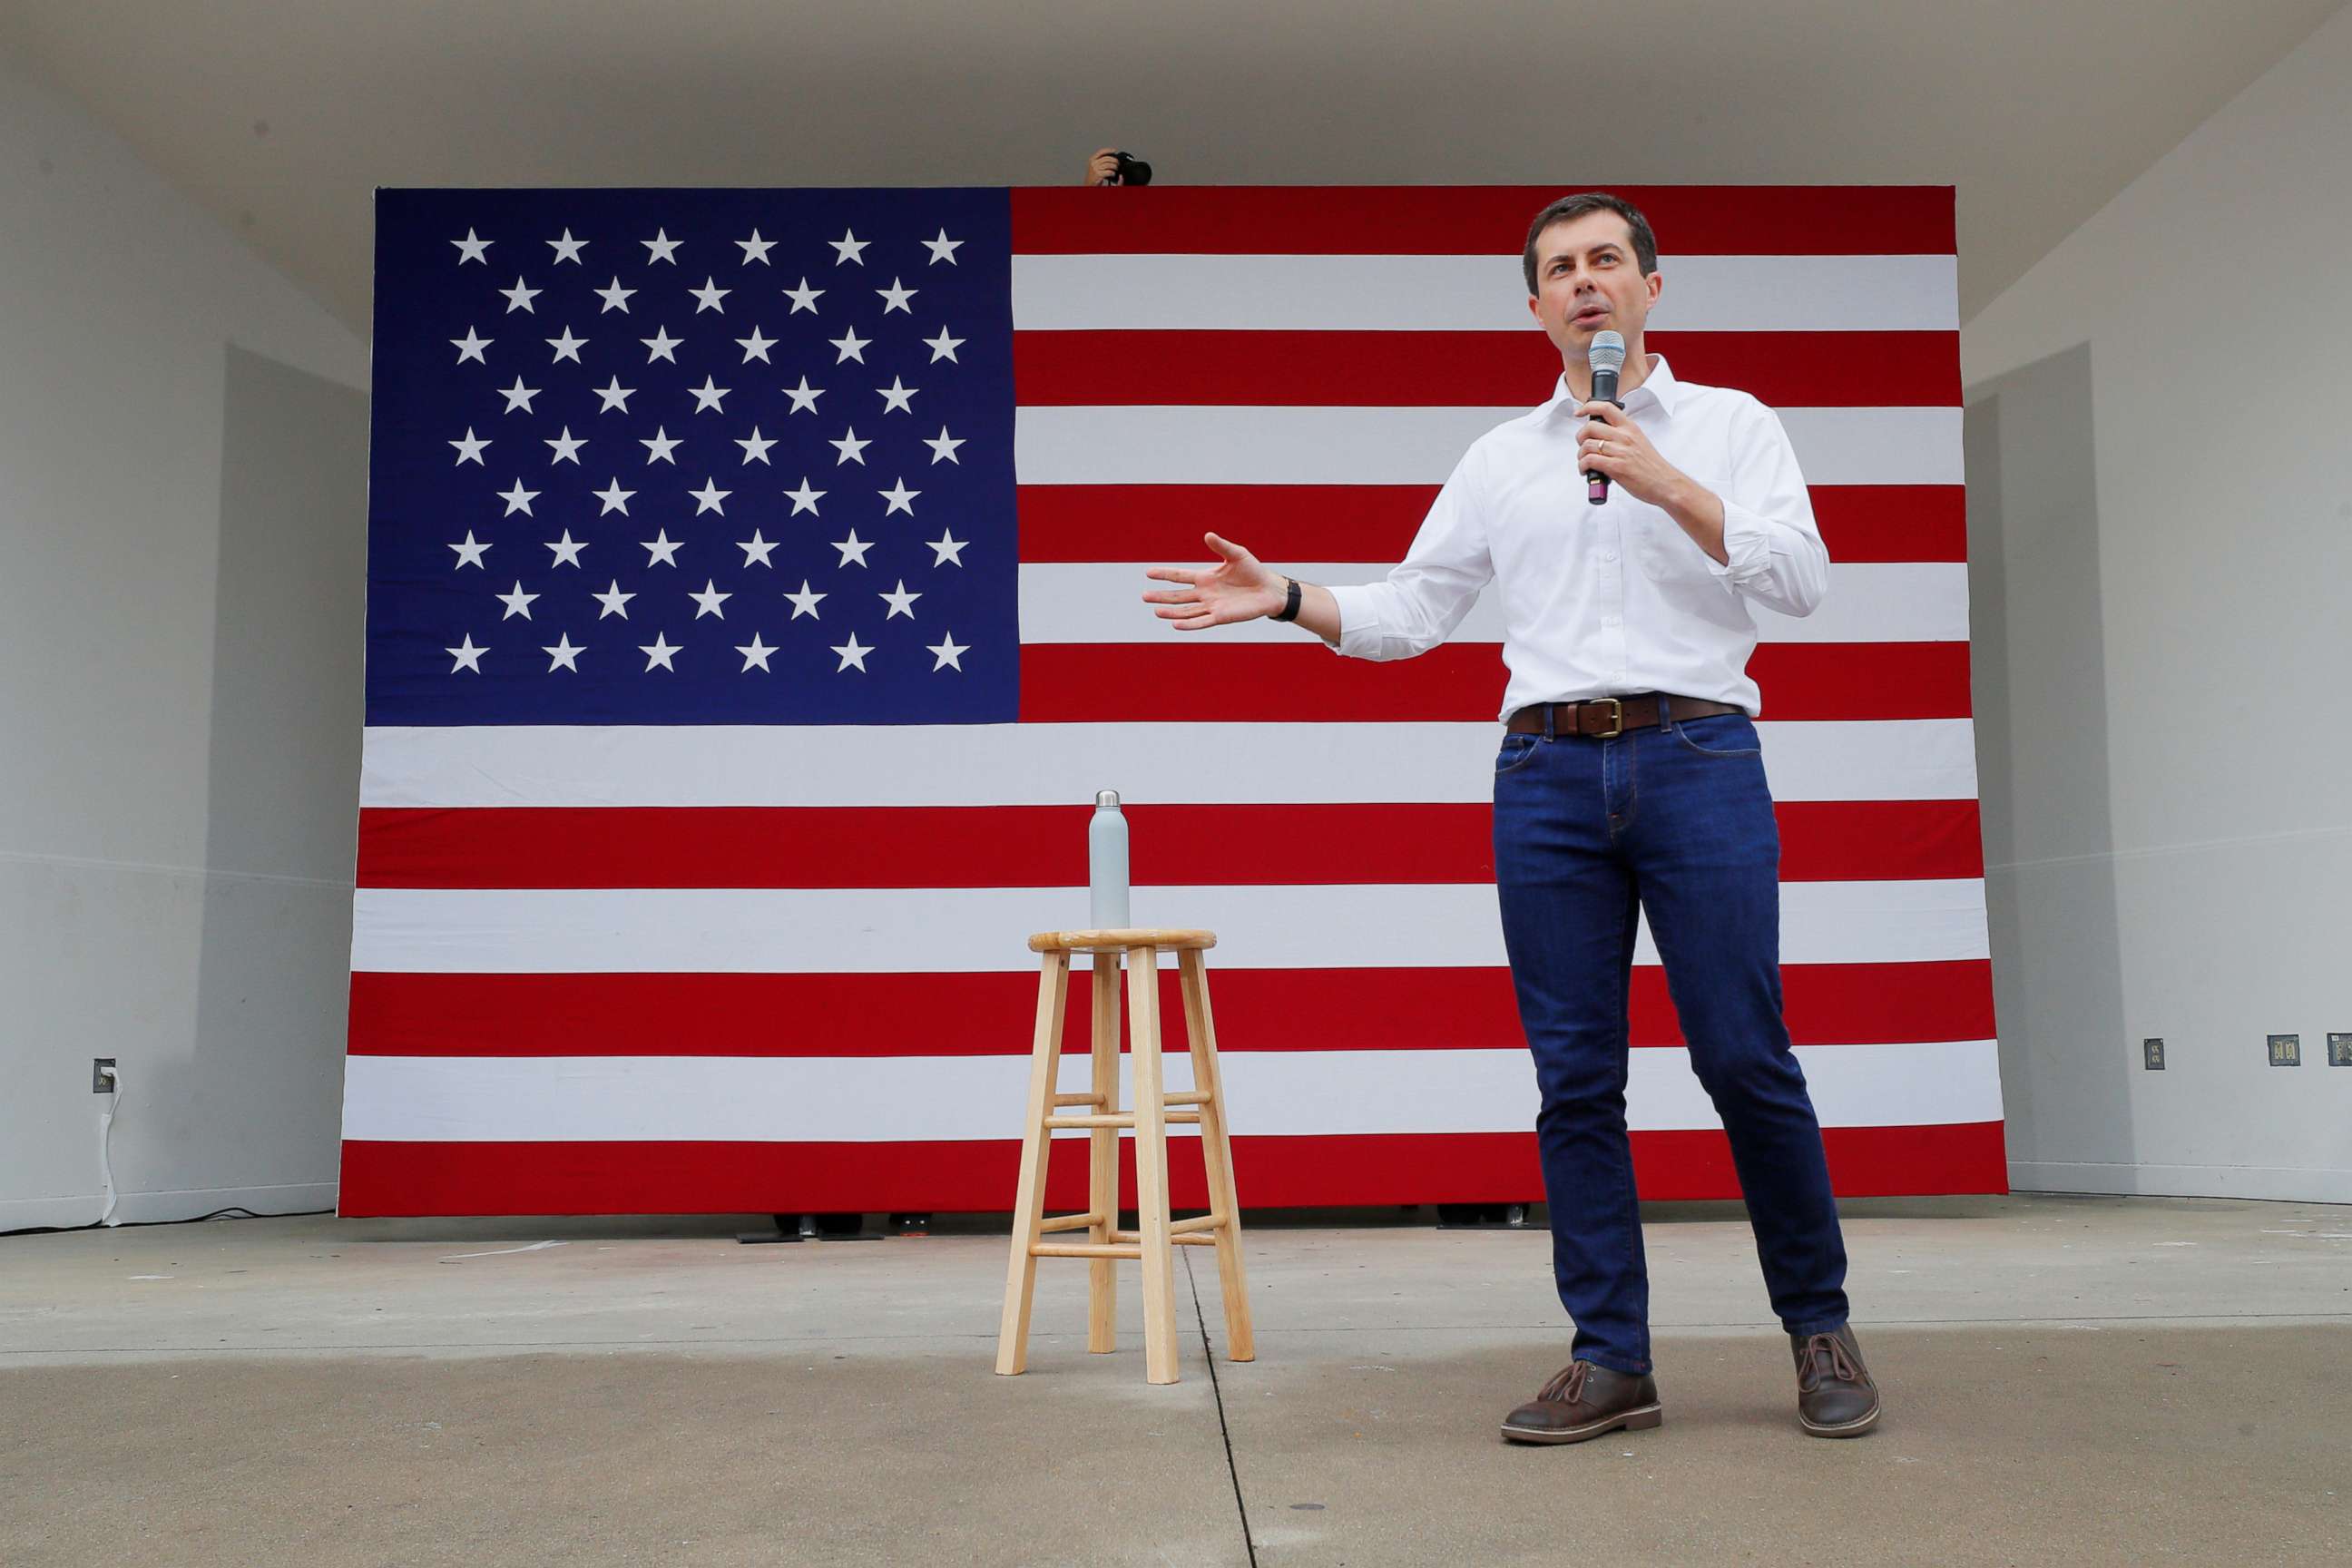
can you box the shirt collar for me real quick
[1549,352,1682,419]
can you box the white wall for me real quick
[1961,5,2352,1200]
[0,58,371,1230]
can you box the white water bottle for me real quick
[1089,789,1131,929]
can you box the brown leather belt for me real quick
[1504,693,1745,739]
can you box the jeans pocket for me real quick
[1495,733,1540,775]
[1671,714,1761,758]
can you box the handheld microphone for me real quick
[1583,329,1626,506]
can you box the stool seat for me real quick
[1026,927,1218,954]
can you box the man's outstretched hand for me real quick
[1083,148,1121,186]
[1142,533,1285,630]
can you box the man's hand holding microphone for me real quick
[1142,533,1340,643]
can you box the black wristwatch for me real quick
[1271,576,1302,622]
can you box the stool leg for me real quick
[1085,954,1121,1353]
[1126,944,1181,1385]
[1180,947,1255,1362]
[995,947,1071,1376]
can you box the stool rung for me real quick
[1110,1230,1216,1247]
[1051,1092,1108,1108]
[1031,1241,1143,1259]
[1035,1212,1105,1234]
[1163,1092,1211,1106]
[1044,1111,1200,1130]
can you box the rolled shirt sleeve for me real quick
[1704,400,1831,619]
[1324,445,1495,660]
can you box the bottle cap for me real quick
[1095,789,1121,808]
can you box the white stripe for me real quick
[1011,254,1959,333]
[1028,561,1969,645]
[1014,405,1961,486]
[339,1039,2003,1143]
[358,719,1981,807]
[348,878,1989,974]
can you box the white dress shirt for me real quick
[1323,355,1829,720]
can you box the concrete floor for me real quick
[3,1193,2347,1566]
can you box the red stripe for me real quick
[1011,186,1955,257]
[1018,485,1964,565]
[345,959,1995,1059]
[1017,642,1971,722]
[356,799,1980,890]
[338,1119,2006,1215]
[1014,330,1959,409]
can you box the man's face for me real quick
[1526,211,1661,360]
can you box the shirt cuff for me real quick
[1324,583,1384,658]
[1706,497,1777,586]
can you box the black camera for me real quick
[1111,151,1153,187]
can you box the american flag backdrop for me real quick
[339,184,2004,1218]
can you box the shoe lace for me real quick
[1537,1360,1592,1405]
[1798,1331,1865,1392]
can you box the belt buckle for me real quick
[1586,698,1623,739]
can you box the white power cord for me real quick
[96,1063,123,1227]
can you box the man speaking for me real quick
[1140,192,1881,1443]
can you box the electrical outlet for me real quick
[2267,1034,2301,1068]
[2141,1037,2165,1070]
[2329,1034,2352,1067]
[92,1057,117,1093]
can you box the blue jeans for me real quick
[1491,697,1850,1375]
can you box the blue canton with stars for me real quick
[364,188,1018,726]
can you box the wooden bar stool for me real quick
[995,927,1255,1386]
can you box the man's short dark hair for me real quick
[1522,192,1658,295]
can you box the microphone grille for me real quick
[1588,330,1627,374]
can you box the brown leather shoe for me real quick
[1790,1325,1881,1436]
[1499,1359,1662,1445]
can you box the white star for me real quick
[830,328,869,364]
[548,229,589,264]
[736,632,778,671]
[735,326,777,363]
[828,229,869,265]
[595,276,635,313]
[544,426,586,464]
[737,529,780,567]
[497,580,539,620]
[498,376,541,413]
[641,529,683,567]
[689,578,732,619]
[641,426,681,464]
[876,277,916,314]
[543,632,584,671]
[446,632,488,671]
[641,325,683,362]
[642,229,682,264]
[449,531,493,569]
[689,476,731,514]
[927,632,970,671]
[831,530,874,568]
[782,277,825,313]
[736,229,778,265]
[545,325,587,363]
[449,427,490,466]
[924,426,965,464]
[785,580,827,619]
[782,376,824,414]
[831,632,874,671]
[924,326,964,363]
[593,580,636,618]
[500,276,541,313]
[451,229,492,265]
[926,529,969,567]
[499,478,539,515]
[784,477,826,514]
[879,578,922,619]
[830,427,870,466]
[922,228,964,265]
[690,275,730,314]
[735,426,776,465]
[593,476,635,514]
[876,376,917,414]
[451,326,492,364]
[639,631,681,670]
[593,375,635,413]
[689,375,730,413]
[544,529,589,568]
[879,477,920,515]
